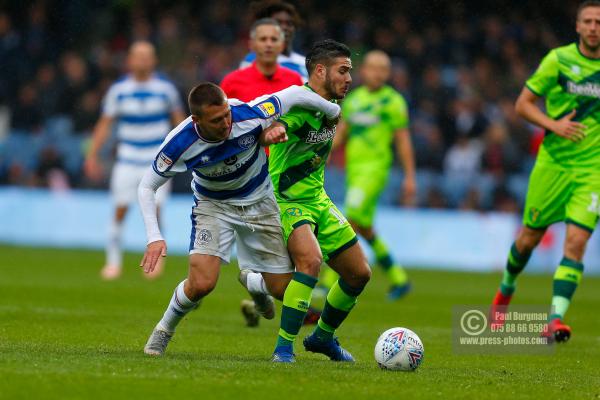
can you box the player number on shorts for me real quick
[587,193,600,214]
[329,207,347,225]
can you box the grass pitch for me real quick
[0,244,599,399]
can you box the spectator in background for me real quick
[240,0,308,80]
[481,122,521,178]
[11,83,43,133]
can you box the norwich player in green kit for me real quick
[319,50,415,300]
[267,40,371,363]
[491,0,600,343]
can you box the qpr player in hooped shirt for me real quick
[138,82,340,356]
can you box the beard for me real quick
[324,73,344,100]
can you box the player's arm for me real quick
[84,115,114,181]
[394,128,417,206]
[138,168,170,274]
[515,87,585,142]
[272,85,341,120]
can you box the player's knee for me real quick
[186,276,217,299]
[565,235,588,260]
[344,261,371,288]
[265,280,286,300]
[518,228,544,252]
[355,262,372,287]
[294,255,322,277]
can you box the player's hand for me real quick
[262,125,288,145]
[401,176,417,207]
[140,240,167,274]
[84,156,103,181]
[552,110,586,142]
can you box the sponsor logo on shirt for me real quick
[156,152,173,172]
[257,101,277,117]
[305,128,335,144]
[566,80,600,98]
[238,135,256,149]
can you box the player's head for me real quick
[360,50,391,90]
[577,0,600,50]
[251,1,301,50]
[306,39,352,100]
[249,18,285,66]
[188,83,232,141]
[127,41,157,79]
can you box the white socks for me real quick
[106,219,123,268]
[246,272,269,294]
[157,280,200,333]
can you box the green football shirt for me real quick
[269,86,335,201]
[342,85,409,174]
[526,43,600,171]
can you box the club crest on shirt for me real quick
[156,152,173,172]
[238,135,256,149]
[257,101,276,117]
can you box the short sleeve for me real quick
[101,85,119,117]
[525,50,559,96]
[165,82,183,112]
[387,92,409,130]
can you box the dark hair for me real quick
[188,82,226,116]
[577,0,600,18]
[305,39,351,76]
[249,18,282,39]
[251,0,302,26]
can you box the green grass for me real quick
[0,244,599,400]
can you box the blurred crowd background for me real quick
[0,0,585,211]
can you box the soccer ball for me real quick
[374,327,424,371]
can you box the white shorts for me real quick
[110,162,171,206]
[189,194,293,274]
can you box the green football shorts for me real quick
[344,172,387,228]
[278,193,358,261]
[523,162,600,232]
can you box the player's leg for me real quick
[144,254,221,355]
[101,163,137,280]
[272,223,322,362]
[303,199,370,361]
[491,163,568,318]
[233,197,294,326]
[545,173,599,342]
[344,179,409,299]
[352,222,410,300]
[304,240,370,362]
[145,201,234,355]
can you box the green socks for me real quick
[368,235,408,286]
[313,279,365,341]
[500,243,531,296]
[277,272,318,347]
[550,257,583,320]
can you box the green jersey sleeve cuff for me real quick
[525,83,543,97]
[276,118,289,129]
